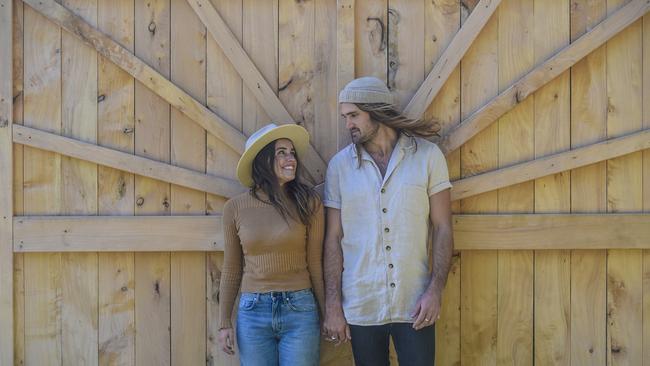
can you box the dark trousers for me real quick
[349,323,435,366]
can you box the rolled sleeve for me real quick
[323,158,342,209]
[427,144,452,196]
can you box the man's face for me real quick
[340,103,379,144]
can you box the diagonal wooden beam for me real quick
[21,0,326,183]
[13,125,246,198]
[185,0,326,182]
[439,0,650,154]
[0,0,13,363]
[403,0,501,119]
[451,128,650,201]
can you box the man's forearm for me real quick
[323,238,344,310]
[427,225,453,295]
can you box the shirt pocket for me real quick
[400,184,429,217]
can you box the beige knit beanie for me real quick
[338,76,393,105]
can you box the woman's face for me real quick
[273,138,297,186]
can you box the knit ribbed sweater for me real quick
[219,191,325,329]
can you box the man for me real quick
[322,77,453,366]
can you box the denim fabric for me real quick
[349,323,435,366]
[236,289,320,366]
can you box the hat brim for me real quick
[236,124,310,187]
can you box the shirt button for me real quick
[386,245,391,251]
[381,188,386,193]
[388,263,394,269]
[382,208,387,213]
[390,283,396,288]
[384,227,390,233]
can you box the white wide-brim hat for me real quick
[236,123,310,188]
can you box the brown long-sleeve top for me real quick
[219,191,325,329]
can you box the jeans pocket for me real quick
[287,291,317,312]
[238,293,257,311]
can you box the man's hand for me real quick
[410,289,442,330]
[323,305,352,345]
[218,328,236,355]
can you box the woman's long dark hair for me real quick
[250,140,319,226]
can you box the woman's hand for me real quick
[218,328,236,355]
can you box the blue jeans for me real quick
[349,323,435,366]
[236,289,320,366]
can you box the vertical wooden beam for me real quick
[606,0,644,364]
[459,1,498,364]
[642,10,650,366]
[134,0,172,364]
[356,0,387,81]
[97,0,136,364]
[424,1,461,365]
[533,0,571,364]
[336,0,354,151]
[23,1,63,364]
[205,0,241,364]
[170,0,207,364]
[0,0,13,363]
[570,0,607,364]
[496,1,534,365]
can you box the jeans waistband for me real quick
[242,288,312,301]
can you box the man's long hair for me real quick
[250,140,319,226]
[353,103,441,167]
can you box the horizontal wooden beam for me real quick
[14,216,223,252]
[403,0,501,119]
[13,125,246,198]
[185,0,326,183]
[438,0,650,154]
[454,214,650,250]
[14,214,650,252]
[451,128,650,201]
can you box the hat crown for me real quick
[338,76,393,105]
[246,123,278,150]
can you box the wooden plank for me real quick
[59,1,99,364]
[134,0,171,364]
[533,1,571,364]
[22,0,246,156]
[185,0,326,183]
[12,1,25,361]
[453,214,650,250]
[0,0,13,363]
[496,1,534,364]
[170,0,207,364]
[205,0,241,363]
[96,1,136,364]
[14,216,223,252]
[570,0,608,364]
[438,0,650,155]
[403,0,500,119]
[644,12,650,366]
[336,0,354,151]
[388,0,424,109]
[451,128,650,201]
[23,2,62,364]
[606,0,644,364]
[459,1,498,363]
[13,125,244,198]
[356,0,387,80]
[313,0,339,161]
[424,1,460,365]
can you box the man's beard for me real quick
[350,123,379,144]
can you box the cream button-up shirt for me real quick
[324,134,452,326]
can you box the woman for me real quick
[218,123,325,366]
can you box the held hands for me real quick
[322,306,351,346]
[218,328,236,355]
[410,289,442,330]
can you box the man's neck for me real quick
[362,125,399,158]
